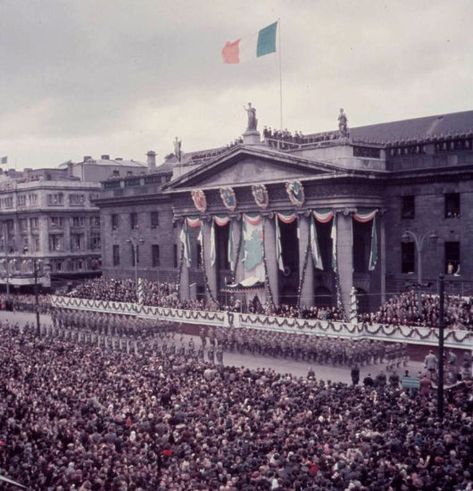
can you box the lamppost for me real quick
[126,237,144,284]
[23,247,49,336]
[402,230,438,309]
[437,273,445,420]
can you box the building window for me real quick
[71,233,84,251]
[112,170,120,177]
[401,242,415,274]
[17,195,26,207]
[196,242,202,269]
[152,244,160,267]
[111,214,119,230]
[71,216,86,227]
[69,194,85,206]
[19,219,28,232]
[30,217,39,229]
[49,217,64,229]
[173,244,178,268]
[49,234,64,252]
[150,211,160,228]
[32,235,40,252]
[445,241,460,275]
[90,234,101,250]
[130,212,138,230]
[113,245,120,266]
[401,195,415,219]
[47,193,64,206]
[445,193,460,218]
[28,193,38,207]
[90,216,100,227]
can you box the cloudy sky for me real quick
[0,0,472,168]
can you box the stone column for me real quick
[298,216,314,308]
[264,216,279,305]
[203,220,217,302]
[336,212,354,318]
[179,224,190,301]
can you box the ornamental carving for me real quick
[251,184,269,209]
[191,189,207,213]
[219,186,237,211]
[285,180,305,207]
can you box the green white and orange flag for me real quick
[222,22,278,64]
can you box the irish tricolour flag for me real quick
[222,22,278,64]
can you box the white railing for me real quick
[51,295,473,349]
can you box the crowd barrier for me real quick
[51,295,473,350]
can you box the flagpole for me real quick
[278,18,283,130]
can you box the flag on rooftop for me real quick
[222,21,278,64]
[0,156,7,164]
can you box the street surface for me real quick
[0,310,425,384]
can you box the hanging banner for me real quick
[369,215,378,271]
[228,220,235,271]
[219,186,237,211]
[285,180,305,207]
[180,222,191,267]
[331,214,337,272]
[353,209,377,223]
[276,216,284,272]
[313,208,334,223]
[243,214,264,281]
[276,211,298,224]
[252,183,269,209]
[186,217,202,228]
[191,189,207,213]
[310,215,324,270]
[210,221,216,267]
[214,215,231,227]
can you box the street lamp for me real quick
[126,237,144,284]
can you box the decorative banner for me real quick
[210,221,216,267]
[252,183,269,209]
[228,220,235,272]
[276,216,284,272]
[313,208,334,223]
[186,216,202,228]
[331,214,337,272]
[285,180,305,207]
[243,214,264,281]
[214,215,231,227]
[191,189,207,213]
[353,209,377,223]
[137,277,144,305]
[369,215,378,271]
[219,186,237,211]
[276,211,297,224]
[180,222,191,267]
[310,215,324,270]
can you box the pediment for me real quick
[166,147,339,191]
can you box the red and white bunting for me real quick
[186,217,202,228]
[353,210,377,223]
[214,215,231,227]
[277,212,297,224]
[243,214,263,226]
[313,210,334,223]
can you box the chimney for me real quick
[101,154,110,160]
[67,162,74,177]
[147,150,156,171]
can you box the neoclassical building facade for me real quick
[97,109,473,314]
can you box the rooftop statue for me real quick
[244,102,258,132]
[338,108,349,138]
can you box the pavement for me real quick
[0,310,425,384]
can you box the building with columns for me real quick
[0,156,146,289]
[97,108,473,315]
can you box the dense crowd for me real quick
[65,279,345,320]
[361,291,473,330]
[0,320,472,490]
[0,293,51,313]
[264,127,340,149]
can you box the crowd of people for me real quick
[360,290,473,330]
[263,127,341,150]
[0,319,472,490]
[0,293,51,313]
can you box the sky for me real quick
[0,0,472,168]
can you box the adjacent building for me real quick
[0,156,146,289]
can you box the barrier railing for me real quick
[51,296,473,349]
